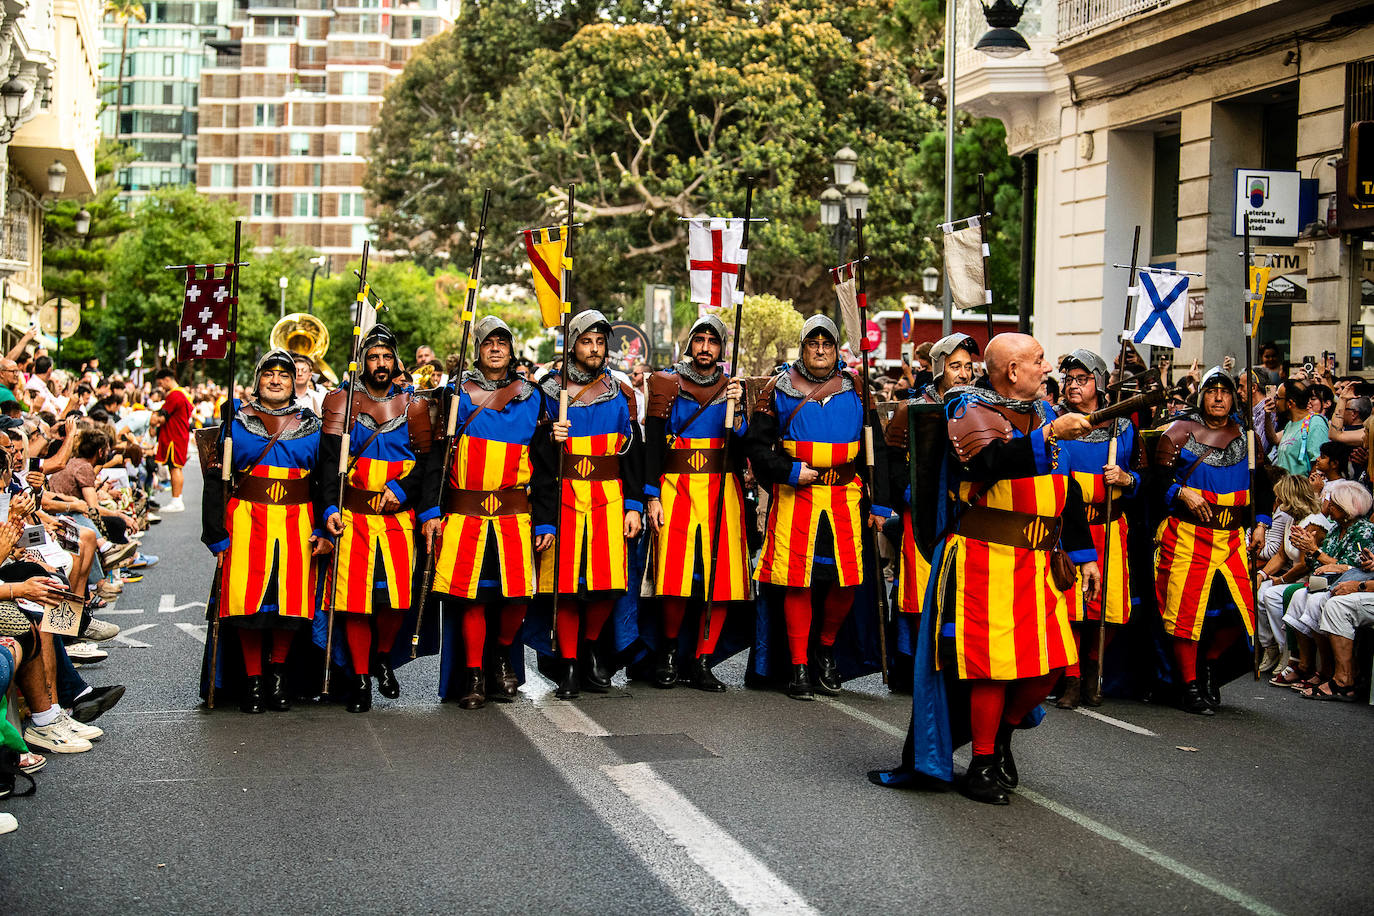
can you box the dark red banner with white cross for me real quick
[176,264,237,361]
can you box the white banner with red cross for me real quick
[176,264,237,361]
[687,218,747,312]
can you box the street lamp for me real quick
[74,209,90,236]
[307,254,329,314]
[46,160,68,195]
[819,187,843,227]
[832,146,858,187]
[278,275,289,318]
[922,266,940,298]
[818,147,864,265]
[974,0,1031,59]
[844,179,870,220]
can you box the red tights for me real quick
[661,597,726,658]
[967,672,1060,756]
[343,612,404,675]
[461,603,528,668]
[1066,623,1116,677]
[1173,626,1242,682]
[555,599,615,660]
[782,586,854,665]
[237,627,293,677]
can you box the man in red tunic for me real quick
[151,367,193,513]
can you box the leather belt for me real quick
[564,454,620,481]
[343,484,403,516]
[808,461,857,488]
[663,447,725,475]
[1084,501,1126,526]
[1186,505,1247,531]
[957,505,1062,551]
[443,487,530,517]
[234,475,311,506]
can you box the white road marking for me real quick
[99,608,144,615]
[1075,707,1159,736]
[159,594,207,613]
[174,622,207,643]
[825,697,1286,916]
[605,762,819,916]
[109,624,155,648]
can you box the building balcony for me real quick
[0,208,33,272]
[1057,0,1177,43]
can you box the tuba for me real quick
[271,312,337,386]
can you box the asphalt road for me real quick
[4,460,1372,914]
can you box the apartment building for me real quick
[100,0,231,204]
[196,0,456,264]
[954,0,1374,371]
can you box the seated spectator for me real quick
[1314,573,1374,701]
[1257,474,1327,675]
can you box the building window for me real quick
[265,42,290,69]
[1150,133,1180,262]
[252,163,277,186]
[252,194,274,217]
[412,18,423,39]
[340,72,369,96]
[254,103,279,127]
[163,54,175,76]
[339,132,357,156]
[351,224,371,249]
[294,193,321,217]
[209,164,234,187]
[289,132,311,156]
[339,192,365,217]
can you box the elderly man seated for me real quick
[1314,576,1374,701]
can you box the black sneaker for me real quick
[70,685,126,724]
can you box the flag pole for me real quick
[1243,213,1261,680]
[411,188,492,657]
[550,184,576,651]
[853,211,890,684]
[701,176,756,642]
[322,240,370,697]
[978,174,993,342]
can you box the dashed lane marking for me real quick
[823,697,1286,916]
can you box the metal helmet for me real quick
[473,315,513,349]
[688,314,727,344]
[1199,366,1238,394]
[252,347,297,401]
[1059,348,1109,395]
[358,322,403,381]
[567,309,612,342]
[930,333,980,379]
[800,314,839,346]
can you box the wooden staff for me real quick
[322,240,370,695]
[977,174,993,342]
[1243,213,1261,679]
[852,211,890,684]
[411,189,492,657]
[702,176,756,641]
[550,184,576,650]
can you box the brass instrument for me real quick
[270,312,337,386]
[411,361,439,390]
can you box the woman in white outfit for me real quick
[1256,473,1328,675]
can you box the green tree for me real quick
[708,293,804,377]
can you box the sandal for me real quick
[1291,674,1325,691]
[18,752,45,774]
[1302,680,1359,702]
[1268,666,1307,687]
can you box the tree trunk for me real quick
[115,20,129,138]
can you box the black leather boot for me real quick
[814,649,842,696]
[993,722,1018,790]
[582,643,611,693]
[1200,661,1221,709]
[963,754,1010,805]
[486,651,520,702]
[373,656,400,699]
[458,667,486,710]
[787,664,814,701]
[1181,679,1214,716]
[555,659,580,700]
[1055,675,1081,709]
[346,674,372,713]
[240,675,265,714]
[653,644,679,689]
[266,665,291,712]
[690,656,726,693]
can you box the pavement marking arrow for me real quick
[159,594,208,614]
[109,624,155,648]
[173,622,207,644]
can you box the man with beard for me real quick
[1051,349,1140,708]
[643,315,748,691]
[423,317,546,709]
[533,310,645,700]
[871,333,1100,805]
[201,350,332,713]
[321,325,436,713]
[744,315,873,700]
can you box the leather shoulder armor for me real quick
[1156,419,1199,470]
[406,391,434,454]
[240,402,301,437]
[885,401,911,448]
[947,400,1015,463]
[320,388,349,436]
[617,379,638,418]
[753,372,784,417]
[646,371,678,421]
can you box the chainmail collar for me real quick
[792,359,835,385]
[539,369,621,407]
[1058,404,1129,442]
[776,363,855,399]
[565,361,598,386]
[239,399,321,440]
[462,369,534,402]
[676,359,722,387]
[946,384,1048,415]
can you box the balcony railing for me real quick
[1057,0,1176,42]
[0,210,32,266]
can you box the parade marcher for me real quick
[533,309,644,700]
[1052,349,1140,708]
[292,353,326,416]
[871,333,1101,805]
[1153,367,1272,715]
[882,334,980,621]
[422,317,545,709]
[744,315,877,700]
[643,315,748,692]
[200,349,332,714]
[320,324,436,713]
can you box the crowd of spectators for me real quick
[1,329,188,834]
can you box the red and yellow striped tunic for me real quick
[1155,488,1254,640]
[326,455,416,614]
[538,432,630,595]
[1064,469,1132,625]
[653,436,750,601]
[755,440,864,588]
[433,436,535,600]
[220,465,318,620]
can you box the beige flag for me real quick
[943,221,988,312]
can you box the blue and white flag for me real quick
[1131,271,1188,349]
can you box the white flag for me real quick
[943,221,988,313]
[687,218,746,310]
[830,261,862,351]
[1131,271,1188,349]
[126,340,143,363]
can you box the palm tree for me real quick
[105,0,147,140]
